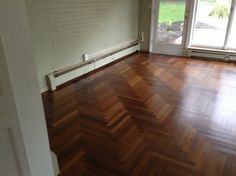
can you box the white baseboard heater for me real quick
[47,40,140,91]
[188,47,236,61]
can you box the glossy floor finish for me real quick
[42,52,236,176]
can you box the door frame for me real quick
[149,0,193,56]
[0,1,55,175]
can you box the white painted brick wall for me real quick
[25,0,139,91]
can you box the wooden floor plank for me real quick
[42,52,236,176]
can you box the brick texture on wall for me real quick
[25,0,139,91]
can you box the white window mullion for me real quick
[224,0,236,50]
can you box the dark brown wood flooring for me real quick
[42,52,236,176]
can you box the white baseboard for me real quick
[47,43,140,91]
[188,47,236,61]
[40,87,49,93]
[51,151,59,176]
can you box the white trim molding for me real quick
[47,41,140,91]
[188,47,236,61]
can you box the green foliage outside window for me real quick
[209,5,229,18]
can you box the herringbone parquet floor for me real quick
[42,52,236,176]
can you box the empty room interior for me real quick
[2,0,236,175]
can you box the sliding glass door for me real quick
[190,0,236,51]
[150,0,236,55]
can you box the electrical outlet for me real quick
[141,32,145,42]
[82,54,89,62]
[138,32,145,43]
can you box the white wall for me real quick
[25,0,139,91]
[0,0,54,175]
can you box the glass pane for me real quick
[157,0,186,45]
[228,10,236,49]
[191,0,232,48]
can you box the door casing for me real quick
[150,0,192,56]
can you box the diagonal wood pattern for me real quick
[42,52,236,176]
